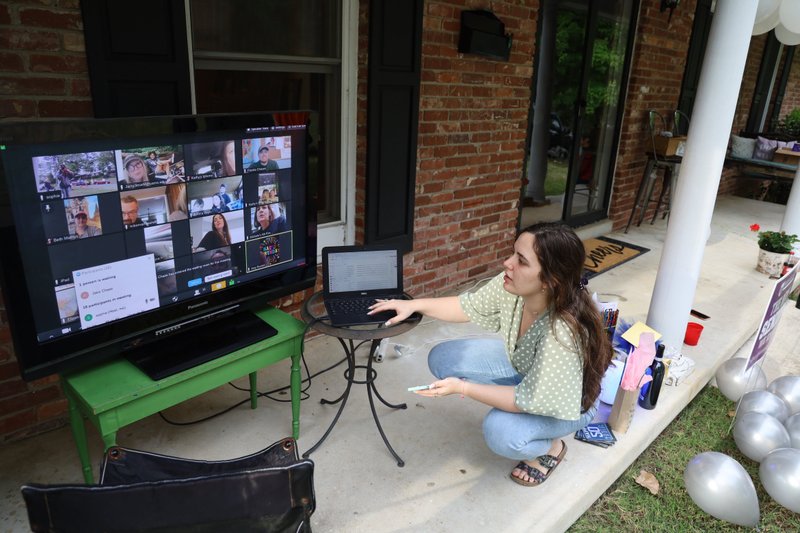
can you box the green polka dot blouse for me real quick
[459,273,584,420]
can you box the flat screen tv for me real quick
[0,111,317,381]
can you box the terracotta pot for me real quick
[756,248,787,276]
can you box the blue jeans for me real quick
[428,338,597,461]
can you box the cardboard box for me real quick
[772,148,800,166]
[652,135,687,157]
[607,386,639,434]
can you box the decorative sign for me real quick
[746,262,799,370]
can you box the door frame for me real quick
[535,0,640,228]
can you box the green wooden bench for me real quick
[725,155,797,181]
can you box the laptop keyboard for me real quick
[326,297,380,317]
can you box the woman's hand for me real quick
[412,377,465,398]
[368,298,416,326]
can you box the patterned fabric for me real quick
[730,134,756,159]
[753,136,778,161]
[458,273,584,420]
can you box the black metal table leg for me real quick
[302,339,356,458]
[318,338,356,406]
[300,291,422,466]
[367,340,407,410]
[365,341,405,466]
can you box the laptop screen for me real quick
[326,248,399,294]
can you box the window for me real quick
[189,0,356,248]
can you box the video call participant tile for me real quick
[248,202,291,238]
[242,135,292,173]
[187,176,244,217]
[42,193,123,243]
[189,210,245,253]
[244,231,293,273]
[32,150,118,200]
[117,145,185,190]
[184,139,238,179]
[120,186,186,229]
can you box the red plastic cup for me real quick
[684,322,704,345]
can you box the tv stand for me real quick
[126,310,278,380]
[61,307,305,484]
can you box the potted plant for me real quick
[750,224,799,276]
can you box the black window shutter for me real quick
[365,0,423,253]
[746,32,782,133]
[80,0,192,118]
[768,47,795,131]
[678,0,714,119]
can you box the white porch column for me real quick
[780,165,800,236]
[646,0,759,348]
[525,0,557,203]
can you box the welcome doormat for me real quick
[583,236,649,278]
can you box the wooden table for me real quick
[772,148,800,166]
[61,307,305,483]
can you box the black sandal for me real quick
[509,440,567,487]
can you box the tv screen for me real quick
[0,112,317,380]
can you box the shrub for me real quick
[776,108,800,137]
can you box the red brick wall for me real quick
[608,2,696,230]
[779,52,800,120]
[0,0,91,118]
[400,0,537,294]
[0,0,92,443]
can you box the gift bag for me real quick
[22,437,315,533]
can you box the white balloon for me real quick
[756,0,781,25]
[715,358,767,402]
[785,413,800,448]
[774,23,800,46]
[759,448,800,513]
[767,375,800,413]
[684,452,760,527]
[780,0,800,34]
[737,390,791,423]
[734,411,791,462]
[753,8,781,35]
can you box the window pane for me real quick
[194,69,341,222]
[191,0,340,58]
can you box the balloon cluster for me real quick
[684,371,800,526]
[753,0,800,45]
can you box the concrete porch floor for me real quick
[2,195,800,532]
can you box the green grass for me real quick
[545,160,568,196]
[569,386,800,532]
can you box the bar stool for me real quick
[624,111,678,233]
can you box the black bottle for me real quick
[638,344,666,410]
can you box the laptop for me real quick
[322,245,405,326]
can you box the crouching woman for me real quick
[369,222,613,486]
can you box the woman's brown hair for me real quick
[520,222,613,412]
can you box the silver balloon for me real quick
[767,375,800,414]
[715,358,767,402]
[734,411,791,462]
[759,448,800,513]
[737,390,791,423]
[786,413,800,448]
[684,452,760,527]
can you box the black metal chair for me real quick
[673,109,690,136]
[21,437,315,532]
[624,110,680,233]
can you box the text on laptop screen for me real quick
[327,249,399,293]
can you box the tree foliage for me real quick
[552,10,626,126]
